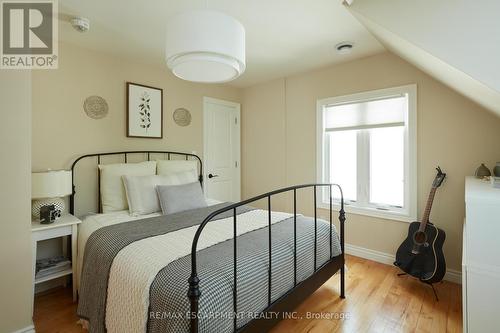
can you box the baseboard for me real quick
[345,243,462,284]
[10,325,35,333]
[345,243,395,265]
[444,269,462,284]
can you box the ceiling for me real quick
[347,0,500,117]
[59,0,385,87]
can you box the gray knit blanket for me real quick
[77,203,341,333]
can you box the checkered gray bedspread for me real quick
[148,214,341,332]
[78,203,341,333]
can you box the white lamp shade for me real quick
[165,10,246,83]
[32,170,72,199]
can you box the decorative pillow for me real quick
[157,160,198,177]
[123,171,199,216]
[156,182,207,215]
[98,161,156,213]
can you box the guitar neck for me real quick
[420,187,437,231]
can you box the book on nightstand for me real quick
[35,256,71,279]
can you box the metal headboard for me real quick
[69,151,203,215]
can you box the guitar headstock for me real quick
[432,166,446,188]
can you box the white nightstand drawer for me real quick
[32,224,72,241]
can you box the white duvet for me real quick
[76,199,221,288]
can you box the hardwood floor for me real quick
[33,255,462,333]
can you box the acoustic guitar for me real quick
[394,167,446,284]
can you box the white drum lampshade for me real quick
[165,10,246,83]
[32,170,72,219]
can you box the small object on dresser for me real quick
[494,162,500,177]
[491,177,500,189]
[474,163,491,179]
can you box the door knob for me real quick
[208,173,219,179]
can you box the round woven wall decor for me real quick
[83,96,109,119]
[173,108,192,127]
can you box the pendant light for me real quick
[165,9,246,83]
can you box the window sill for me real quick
[318,203,415,223]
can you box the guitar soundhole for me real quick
[413,231,427,245]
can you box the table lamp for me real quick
[32,170,72,221]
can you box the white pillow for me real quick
[123,170,199,216]
[157,160,198,177]
[98,161,156,213]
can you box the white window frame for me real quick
[316,85,417,223]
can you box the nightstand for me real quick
[31,214,81,310]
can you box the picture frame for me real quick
[126,82,163,138]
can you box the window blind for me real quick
[324,95,407,131]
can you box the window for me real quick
[317,85,417,222]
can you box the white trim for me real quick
[345,243,394,265]
[203,96,240,109]
[10,325,35,333]
[325,121,405,132]
[345,243,461,284]
[203,97,241,201]
[444,269,462,284]
[319,203,414,223]
[316,85,417,222]
[406,85,418,221]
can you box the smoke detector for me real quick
[71,17,90,33]
[335,42,354,55]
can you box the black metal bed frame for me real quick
[69,151,346,333]
[69,150,203,215]
[188,183,346,333]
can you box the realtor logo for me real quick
[1,0,58,69]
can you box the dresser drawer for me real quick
[462,219,467,333]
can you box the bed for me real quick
[71,151,346,333]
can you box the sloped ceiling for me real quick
[346,0,500,117]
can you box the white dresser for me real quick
[463,177,500,332]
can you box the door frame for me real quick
[203,97,241,201]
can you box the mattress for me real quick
[77,203,341,333]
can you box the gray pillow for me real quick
[156,182,207,215]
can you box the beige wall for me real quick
[31,43,243,261]
[242,52,500,271]
[31,43,500,272]
[241,79,288,209]
[32,42,242,172]
[0,72,33,332]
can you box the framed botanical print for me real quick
[126,82,163,138]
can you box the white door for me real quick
[203,97,241,202]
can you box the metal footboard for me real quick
[188,183,346,333]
